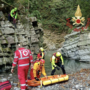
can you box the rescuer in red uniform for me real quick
[11,43,33,90]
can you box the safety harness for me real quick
[50,53,61,63]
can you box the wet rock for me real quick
[0,11,5,20]
[0,12,44,70]
[13,87,20,90]
[59,29,90,61]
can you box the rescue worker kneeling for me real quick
[30,59,47,81]
[51,52,66,75]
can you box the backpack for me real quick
[0,80,12,90]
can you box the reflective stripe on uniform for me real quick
[18,63,29,67]
[14,56,18,58]
[42,52,44,58]
[18,50,29,60]
[13,62,17,64]
[19,50,22,58]
[14,53,18,58]
[19,57,29,60]
[31,60,33,62]
[26,84,28,86]
[21,84,26,86]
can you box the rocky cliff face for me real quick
[60,28,90,61]
[0,11,43,69]
[43,29,65,50]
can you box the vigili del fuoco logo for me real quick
[66,5,90,32]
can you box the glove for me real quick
[35,77,39,81]
[56,66,60,70]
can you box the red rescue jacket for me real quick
[53,53,61,63]
[12,48,33,67]
[37,52,45,59]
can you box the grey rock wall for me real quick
[0,11,43,67]
[60,29,90,61]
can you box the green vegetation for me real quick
[1,0,90,33]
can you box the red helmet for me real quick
[40,59,45,64]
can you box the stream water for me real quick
[44,50,90,76]
[1,50,90,79]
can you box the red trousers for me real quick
[18,66,29,90]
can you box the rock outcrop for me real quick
[0,11,43,69]
[60,28,90,61]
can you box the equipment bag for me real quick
[0,80,12,90]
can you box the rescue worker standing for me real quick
[51,52,66,75]
[8,7,18,28]
[11,44,33,90]
[37,47,45,60]
[30,59,47,80]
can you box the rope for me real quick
[40,80,42,88]
[50,78,52,84]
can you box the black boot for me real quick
[51,69,56,75]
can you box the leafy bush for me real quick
[3,0,90,33]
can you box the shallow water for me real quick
[44,50,90,76]
[1,50,90,79]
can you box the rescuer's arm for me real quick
[60,55,64,65]
[15,13,18,19]
[29,50,34,69]
[10,9,15,18]
[11,51,18,73]
[52,56,56,69]
[33,63,39,81]
[42,52,45,59]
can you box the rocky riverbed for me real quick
[0,68,90,90]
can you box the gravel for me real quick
[0,69,90,90]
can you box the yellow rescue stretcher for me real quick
[27,74,69,86]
